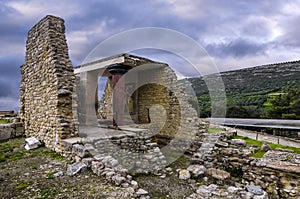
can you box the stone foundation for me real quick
[62,132,167,174]
[197,130,300,199]
[0,120,24,140]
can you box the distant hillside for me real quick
[188,60,300,118]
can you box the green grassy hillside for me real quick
[188,60,300,118]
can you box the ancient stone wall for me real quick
[98,65,199,138]
[138,66,199,138]
[98,77,113,120]
[20,15,76,151]
[0,117,24,140]
[219,149,300,198]
[207,131,300,199]
[137,67,180,137]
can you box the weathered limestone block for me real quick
[25,137,41,150]
[187,164,206,177]
[66,162,87,175]
[0,124,12,140]
[178,169,191,180]
[206,168,230,181]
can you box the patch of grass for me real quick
[40,189,58,198]
[263,101,272,108]
[29,164,38,170]
[267,92,284,96]
[0,138,67,163]
[0,119,10,123]
[208,127,223,134]
[232,135,300,158]
[65,184,72,190]
[0,155,6,162]
[235,135,262,147]
[40,189,50,197]
[90,189,97,194]
[16,182,28,190]
[33,148,65,161]
[45,170,58,179]
[0,140,28,162]
[268,143,300,154]
[0,143,14,153]
[9,151,28,161]
[251,150,266,158]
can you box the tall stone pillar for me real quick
[20,15,76,151]
[79,71,99,125]
[107,64,132,127]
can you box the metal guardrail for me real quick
[205,118,300,130]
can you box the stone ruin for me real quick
[20,15,76,151]
[18,15,300,198]
[0,111,24,140]
[19,15,199,155]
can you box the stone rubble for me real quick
[261,142,272,152]
[172,126,299,198]
[25,137,41,150]
[53,170,64,178]
[66,162,87,176]
[206,168,231,181]
[246,184,264,195]
[187,164,206,177]
[187,183,269,199]
[178,169,191,180]
[231,139,247,147]
[63,134,168,175]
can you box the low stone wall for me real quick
[0,122,24,140]
[0,115,24,140]
[0,111,17,118]
[61,132,167,174]
[217,149,299,198]
[242,151,300,198]
[208,131,300,199]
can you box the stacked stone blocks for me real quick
[20,15,77,151]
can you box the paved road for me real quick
[224,126,300,148]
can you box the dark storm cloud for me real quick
[0,3,28,57]
[0,55,22,98]
[206,39,270,58]
[1,0,300,110]
[64,0,197,63]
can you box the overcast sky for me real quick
[1,0,300,111]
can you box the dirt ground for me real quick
[0,137,133,199]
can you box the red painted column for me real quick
[107,64,132,127]
[111,73,125,126]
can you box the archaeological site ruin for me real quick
[19,15,199,152]
[4,15,298,198]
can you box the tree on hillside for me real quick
[266,87,300,119]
